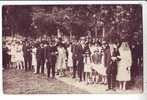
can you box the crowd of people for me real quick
[2,35,142,91]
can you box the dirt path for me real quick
[3,69,89,94]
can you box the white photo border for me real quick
[0,1,147,100]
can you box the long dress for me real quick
[56,46,67,70]
[67,45,73,67]
[17,45,24,63]
[31,47,37,72]
[116,44,132,82]
[10,43,17,64]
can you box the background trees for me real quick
[2,5,143,42]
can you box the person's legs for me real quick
[106,74,111,90]
[47,62,51,78]
[24,58,28,71]
[123,81,127,91]
[86,72,90,84]
[41,59,45,74]
[92,71,96,83]
[37,59,41,74]
[95,73,99,84]
[73,59,77,78]
[78,62,84,82]
[112,74,116,90]
[28,57,32,70]
[52,63,56,78]
[119,81,123,90]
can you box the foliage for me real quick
[2,5,143,42]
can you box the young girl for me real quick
[84,44,92,84]
[16,42,24,70]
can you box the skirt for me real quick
[84,63,92,72]
[92,64,106,76]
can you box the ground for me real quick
[3,69,89,94]
[3,69,143,94]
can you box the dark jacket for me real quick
[46,45,57,64]
[23,44,32,58]
[106,48,120,75]
[36,46,46,61]
[104,47,111,68]
[71,43,79,60]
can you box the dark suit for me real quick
[36,46,46,74]
[23,44,32,71]
[46,45,57,78]
[76,44,85,81]
[3,46,9,69]
[71,43,79,78]
[106,48,119,90]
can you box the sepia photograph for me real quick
[2,4,143,94]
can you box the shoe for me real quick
[105,88,111,91]
[72,76,76,79]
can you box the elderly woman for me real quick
[116,41,132,91]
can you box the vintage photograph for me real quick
[2,4,143,94]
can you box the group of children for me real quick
[83,42,108,85]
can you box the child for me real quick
[84,50,92,84]
[91,50,101,84]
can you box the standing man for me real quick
[46,41,57,78]
[23,41,32,71]
[71,39,78,78]
[106,43,119,91]
[77,37,85,82]
[36,42,46,74]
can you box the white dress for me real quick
[116,47,132,81]
[31,47,37,67]
[56,47,67,70]
[67,46,73,67]
[16,45,24,62]
[84,55,92,72]
[10,44,17,63]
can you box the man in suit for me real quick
[106,44,119,91]
[71,39,79,79]
[36,42,46,74]
[46,41,57,78]
[23,41,32,71]
[76,37,85,82]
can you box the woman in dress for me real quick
[84,43,92,84]
[56,43,67,77]
[67,43,73,74]
[116,41,132,91]
[10,41,17,68]
[31,44,37,73]
[16,41,24,70]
